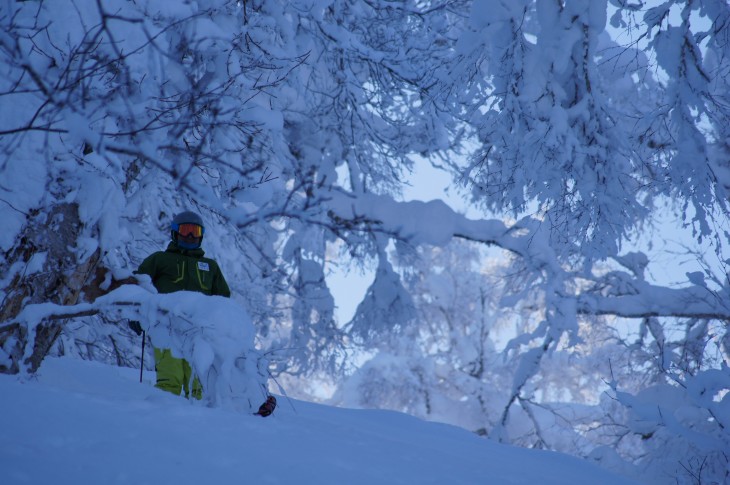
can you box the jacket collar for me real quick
[165,241,206,258]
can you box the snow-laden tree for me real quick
[0,0,443,376]
[335,238,729,482]
[2,0,730,483]
[330,1,730,482]
[335,242,520,428]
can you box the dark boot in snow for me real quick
[256,395,277,417]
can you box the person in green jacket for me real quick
[131,210,276,416]
[134,210,229,399]
[137,211,231,298]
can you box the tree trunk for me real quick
[0,202,102,374]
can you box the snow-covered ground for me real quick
[1,357,640,485]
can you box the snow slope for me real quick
[1,357,640,485]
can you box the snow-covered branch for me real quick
[4,285,267,411]
[578,280,730,321]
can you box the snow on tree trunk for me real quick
[0,203,101,373]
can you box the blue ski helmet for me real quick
[170,210,205,249]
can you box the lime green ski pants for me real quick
[154,348,202,400]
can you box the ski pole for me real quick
[139,330,146,383]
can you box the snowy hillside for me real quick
[0,357,639,485]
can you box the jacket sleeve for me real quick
[135,253,158,280]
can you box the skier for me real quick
[129,210,276,417]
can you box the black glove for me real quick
[256,395,277,417]
[128,320,143,336]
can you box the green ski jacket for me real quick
[136,242,231,297]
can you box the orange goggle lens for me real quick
[176,223,203,237]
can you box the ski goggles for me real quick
[173,222,204,238]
